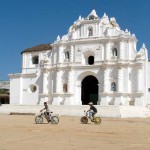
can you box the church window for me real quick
[88,28,93,36]
[89,15,95,20]
[32,55,39,64]
[111,82,116,91]
[112,48,117,57]
[29,84,37,93]
[88,56,94,65]
[65,51,69,60]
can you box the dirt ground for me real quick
[0,115,150,150]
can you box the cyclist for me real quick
[87,102,97,121]
[40,102,51,121]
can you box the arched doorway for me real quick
[81,75,98,105]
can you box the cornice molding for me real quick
[9,73,37,78]
[100,92,144,96]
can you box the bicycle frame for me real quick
[40,112,52,120]
[84,111,93,118]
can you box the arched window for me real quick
[88,28,93,36]
[32,55,39,64]
[65,51,69,60]
[111,82,116,91]
[112,48,117,57]
[88,56,94,65]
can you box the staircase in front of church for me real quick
[0,105,150,118]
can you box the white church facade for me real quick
[9,10,150,107]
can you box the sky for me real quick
[0,0,150,80]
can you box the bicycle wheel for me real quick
[35,115,43,124]
[51,116,59,124]
[94,117,101,125]
[80,116,88,124]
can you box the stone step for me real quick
[119,106,150,118]
[0,105,150,118]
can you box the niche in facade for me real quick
[32,55,39,64]
[63,84,68,93]
[65,51,69,60]
[88,27,93,36]
[111,82,116,91]
[88,56,94,65]
[112,48,118,57]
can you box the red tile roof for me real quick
[21,44,52,54]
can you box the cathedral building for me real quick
[9,10,150,107]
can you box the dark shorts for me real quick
[44,112,49,116]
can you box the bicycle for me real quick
[80,111,101,125]
[35,111,59,124]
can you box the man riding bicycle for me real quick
[87,102,97,121]
[40,102,51,122]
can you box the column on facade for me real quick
[78,28,80,38]
[53,71,57,93]
[81,26,83,38]
[29,54,32,67]
[68,69,73,93]
[134,66,143,106]
[105,42,111,60]
[58,46,64,63]
[84,25,86,37]
[137,66,142,92]
[128,67,132,93]
[97,84,101,105]
[98,23,101,36]
[56,70,62,93]
[117,67,123,93]
[122,67,131,106]
[75,84,82,105]
[95,24,97,36]
[47,71,53,103]
[114,66,123,106]
[119,41,124,60]
[48,71,53,94]
[103,67,110,92]
[43,70,48,94]
[70,45,74,63]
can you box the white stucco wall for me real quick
[9,76,21,104]
[146,62,150,105]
